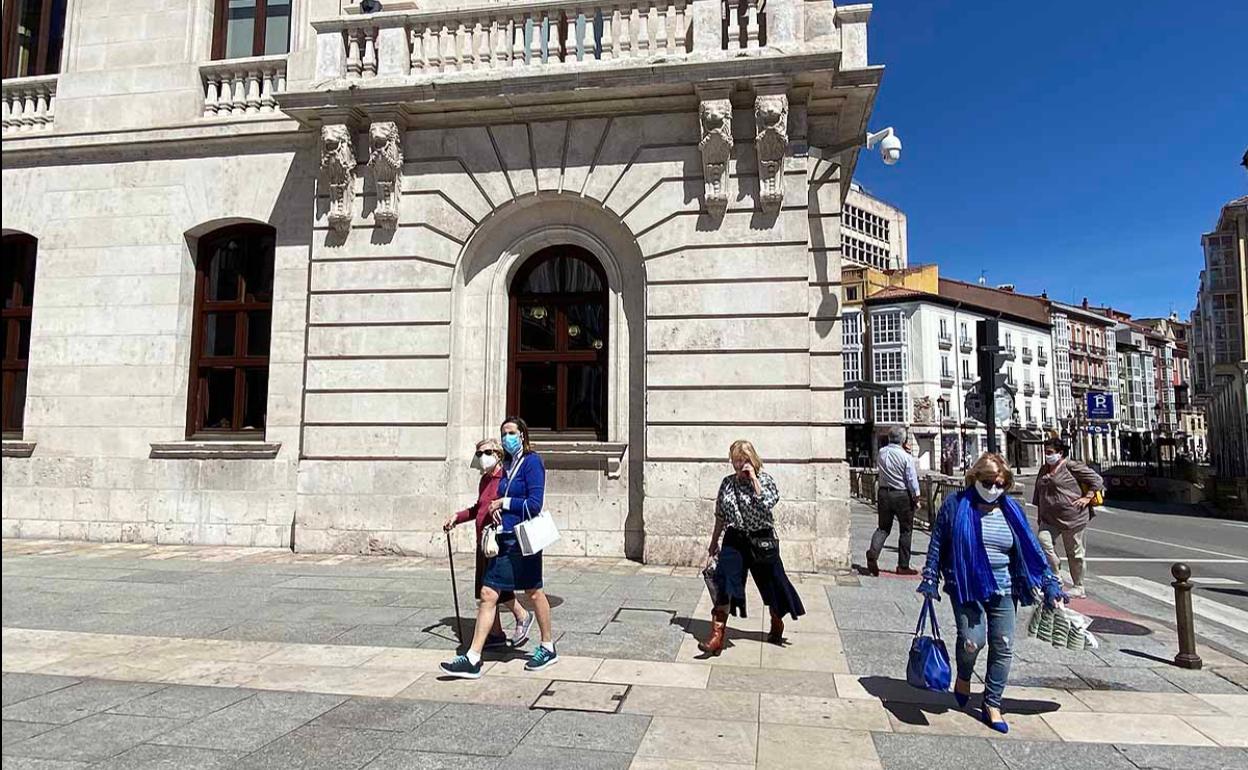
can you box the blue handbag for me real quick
[906,596,952,691]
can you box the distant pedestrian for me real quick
[442,438,533,650]
[867,426,919,576]
[1032,437,1104,599]
[919,452,1066,734]
[441,417,557,678]
[699,440,805,655]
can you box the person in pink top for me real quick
[443,438,534,649]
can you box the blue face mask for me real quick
[502,433,522,456]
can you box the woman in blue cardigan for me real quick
[918,452,1066,734]
[442,416,556,678]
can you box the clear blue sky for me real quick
[852,1,1248,319]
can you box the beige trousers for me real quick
[1037,523,1086,588]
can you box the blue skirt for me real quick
[483,533,543,592]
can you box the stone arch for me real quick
[448,192,648,557]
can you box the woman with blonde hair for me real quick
[442,437,533,650]
[699,439,805,655]
[918,452,1066,734]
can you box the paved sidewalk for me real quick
[3,537,1247,769]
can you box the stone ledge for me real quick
[534,440,628,479]
[1,440,36,458]
[149,441,281,460]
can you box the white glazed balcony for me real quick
[200,55,289,118]
[1,75,57,133]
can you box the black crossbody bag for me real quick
[734,481,780,565]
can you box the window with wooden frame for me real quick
[2,233,36,437]
[211,0,292,60]
[507,246,608,440]
[187,224,274,439]
[2,0,68,78]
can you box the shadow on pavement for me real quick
[856,675,1063,724]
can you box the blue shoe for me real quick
[484,633,509,649]
[954,680,971,709]
[439,654,482,680]
[980,703,1009,734]
[525,645,559,672]
[511,612,535,648]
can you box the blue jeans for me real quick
[952,593,1017,708]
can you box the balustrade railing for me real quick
[200,55,288,117]
[1,75,57,133]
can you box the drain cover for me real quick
[532,681,630,713]
[613,608,676,625]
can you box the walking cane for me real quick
[445,531,465,646]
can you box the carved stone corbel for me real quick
[754,92,789,212]
[368,120,403,229]
[698,95,733,214]
[320,123,357,234]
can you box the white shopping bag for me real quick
[515,510,560,555]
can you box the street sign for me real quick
[993,386,1015,424]
[964,390,984,421]
[1086,392,1115,420]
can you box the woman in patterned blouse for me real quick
[699,440,805,655]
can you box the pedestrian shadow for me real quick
[673,615,783,660]
[855,675,1063,725]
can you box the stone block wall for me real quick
[1,146,315,547]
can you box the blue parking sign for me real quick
[1086,392,1115,420]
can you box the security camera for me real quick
[866,127,902,166]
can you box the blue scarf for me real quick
[949,489,1051,605]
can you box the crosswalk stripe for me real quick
[1083,558,1247,564]
[1099,575,1248,631]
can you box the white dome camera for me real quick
[866,127,902,166]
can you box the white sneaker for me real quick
[1068,586,1086,599]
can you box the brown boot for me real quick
[698,611,728,655]
[768,613,785,645]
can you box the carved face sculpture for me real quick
[701,100,730,131]
[369,122,394,151]
[756,97,785,130]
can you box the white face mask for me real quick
[975,481,1005,504]
[479,454,498,473]
[1045,453,1063,466]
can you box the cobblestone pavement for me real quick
[3,532,1246,769]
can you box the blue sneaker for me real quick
[511,612,535,648]
[525,645,559,672]
[439,654,482,679]
[484,633,509,649]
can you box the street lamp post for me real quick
[1011,408,1022,474]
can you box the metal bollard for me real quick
[1171,562,1203,670]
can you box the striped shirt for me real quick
[980,507,1015,593]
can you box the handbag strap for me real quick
[914,596,942,640]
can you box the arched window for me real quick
[508,246,608,439]
[2,233,36,436]
[187,224,274,438]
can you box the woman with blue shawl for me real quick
[918,452,1066,734]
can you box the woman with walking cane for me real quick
[441,417,558,678]
[917,452,1067,734]
[442,438,533,651]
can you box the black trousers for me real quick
[868,488,914,569]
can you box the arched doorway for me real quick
[507,245,609,440]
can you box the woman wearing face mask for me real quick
[441,417,556,678]
[442,438,534,651]
[1032,438,1104,599]
[918,453,1066,734]
[699,440,805,656]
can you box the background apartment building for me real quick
[1050,300,1120,464]
[1191,194,1248,482]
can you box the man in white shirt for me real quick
[867,426,919,576]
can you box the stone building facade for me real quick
[1,0,884,570]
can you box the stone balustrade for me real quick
[1,75,57,133]
[200,55,289,118]
[311,0,856,81]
